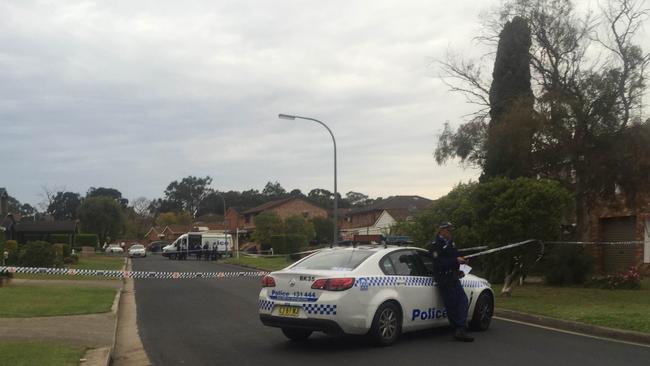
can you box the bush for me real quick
[542,245,594,285]
[52,243,71,266]
[48,234,72,245]
[75,234,99,248]
[270,235,285,254]
[2,240,19,265]
[63,254,79,265]
[19,241,57,268]
[592,267,642,290]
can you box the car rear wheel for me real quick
[169,253,177,260]
[469,291,493,331]
[281,328,312,341]
[368,301,402,346]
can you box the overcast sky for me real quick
[1,0,648,207]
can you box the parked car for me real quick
[105,244,124,254]
[147,241,168,253]
[258,246,493,346]
[128,244,146,258]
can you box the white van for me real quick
[162,232,233,260]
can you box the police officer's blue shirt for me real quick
[428,234,460,280]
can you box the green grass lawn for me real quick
[223,255,297,271]
[13,254,124,281]
[0,341,85,366]
[497,278,650,333]
[0,285,116,317]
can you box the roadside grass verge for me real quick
[14,254,124,281]
[497,278,650,333]
[223,255,297,271]
[0,285,116,317]
[0,341,85,366]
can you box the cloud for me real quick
[4,0,640,207]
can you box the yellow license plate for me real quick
[277,306,300,317]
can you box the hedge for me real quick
[48,234,72,245]
[75,234,99,247]
[270,234,306,255]
[19,241,56,267]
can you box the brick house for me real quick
[588,196,650,274]
[238,197,328,231]
[340,195,432,240]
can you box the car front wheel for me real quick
[281,328,312,341]
[469,291,493,331]
[368,301,402,346]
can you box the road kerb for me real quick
[495,308,650,346]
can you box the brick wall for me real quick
[267,199,327,221]
[589,197,650,274]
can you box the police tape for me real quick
[463,239,644,259]
[0,266,269,279]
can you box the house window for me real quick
[245,215,251,224]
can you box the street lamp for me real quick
[278,113,338,247]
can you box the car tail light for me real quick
[261,275,276,288]
[311,277,355,291]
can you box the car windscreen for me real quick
[292,249,375,271]
[131,245,144,249]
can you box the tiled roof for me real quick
[14,220,78,233]
[345,195,433,216]
[241,197,295,215]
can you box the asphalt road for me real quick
[133,255,650,366]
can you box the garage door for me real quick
[600,216,636,273]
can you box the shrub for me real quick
[52,243,71,266]
[75,234,99,248]
[63,254,79,265]
[2,240,19,265]
[593,267,642,290]
[542,245,594,285]
[48,234,72,245]
[270,235,286,254]
[19,241,57,268]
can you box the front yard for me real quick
[497,278,650,333]
[0,341,85,366]
[0,285,116,317]
[13,254,124,281]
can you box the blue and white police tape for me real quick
[0,266,269,279]
[463,239,643,259]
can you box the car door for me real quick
[382,249,441,331]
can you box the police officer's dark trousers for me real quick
[438,277,468,329]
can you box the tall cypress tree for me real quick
[483,16,535,179]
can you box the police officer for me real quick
[429,222,474,342]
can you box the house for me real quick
[2,215,78,245]
[589,196,650,273]
[143,226,164,243]
[237,197,328,231]
[340,195,433,240]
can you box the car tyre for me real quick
[469,291,493,331]
[170,253,177,260]
[281,328,312,341]
[368,301,402,346]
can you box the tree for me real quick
[47,191,82,220]
[6,195,38,216]
[284,215,316,243]
[163,176,213,217]
[311,217,334,244]
[345,191,372,207]
[77,197,125,244]
[436,0,650,240]
[131,197,151,218]
[251,212,284,249]
[484,16,536,179]
[87,187,128,207]
[402,178,572,295]
[262,181,287,199]
[155,212,192,227]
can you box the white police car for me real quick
[259,246,493,345]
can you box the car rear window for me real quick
[292,249,375,271]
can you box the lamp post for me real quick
[278,113,338,247]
